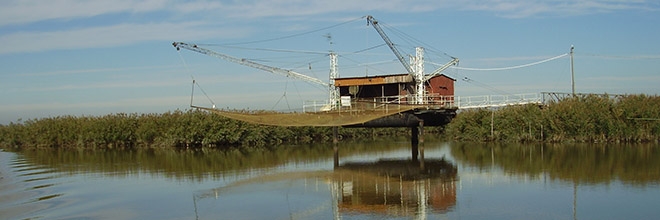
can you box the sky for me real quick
[1,0,660,124]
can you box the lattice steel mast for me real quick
[366,15,458,104]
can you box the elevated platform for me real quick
[345,108,456,127]
[194,100,457,127]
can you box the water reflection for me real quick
[0,151,64,220]
[3,141,660,219]
[334,159,457,217]
[7,140,412,181]
[192,158,458,219]
[450,143,660,185]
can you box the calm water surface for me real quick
[1,140,659,220]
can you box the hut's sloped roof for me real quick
[334,73,454,87]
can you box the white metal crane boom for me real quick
[173,42,330,87]
[423,57,459,82]
[366,15,414,75]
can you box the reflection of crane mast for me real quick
[173,42,339,109]
[366,15,459,104]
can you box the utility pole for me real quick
[570,45,575,96]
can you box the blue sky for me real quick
[1,0,659,124]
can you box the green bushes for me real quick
[0,109,409,150]
[445,94,660,143]
[3,94,656,149]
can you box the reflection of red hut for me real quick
[429,181,457,212]
[333,159,458,217]
[335,173,456,216]
[335,73,455,104]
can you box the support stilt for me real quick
[333,126,339,144]
[419,120,424,144]
[411,126,419,162]
[419,120,425,170]
[333,126,339,168]
[333,145,339,168]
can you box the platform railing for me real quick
[456,93,542,109]
[302,100,332,113]
[303,93,548,113]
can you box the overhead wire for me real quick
[369,18,459,81]
[179,15,589,105]
[292,57,330,92]
[188,16,368,94]
[350,43,387,54]
[197,19,393,79]
[210,16,366,46]
[339,55,392,75]
[377,20,456,60]
[204,44,330,55]
[437,53,569,71]
[362,17,576,98]
[426,53,570,96]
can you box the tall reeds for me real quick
[0,110,408,150]
[2,94,658,149]
[444,94,660,143]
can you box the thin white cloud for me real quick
[1,0,657,55]
[0,89,325,120]
[23,79,183,92]
[15,65,181,77]
[172,0,433,18]
[584,74,660,82]
[1,0,657,28]
[0,95,190,113]
[4,68,308,93]
[0,0,169,26]
[458,0,658,18]
[0,22,251,54]
[171,0,658,19]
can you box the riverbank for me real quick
[444,94,660,143]
[1,94,658,150]
[0,110,411,150]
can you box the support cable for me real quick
[177,50,216,107]
[461,76,515,96]
[194,81,216,108]
[203,45,330,55]
[351,43,387,54]
[378,21,455,60]
[271,81,291,111]
[439,53,569,96]
[446,53,568,71]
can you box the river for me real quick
[1,139,659,219]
